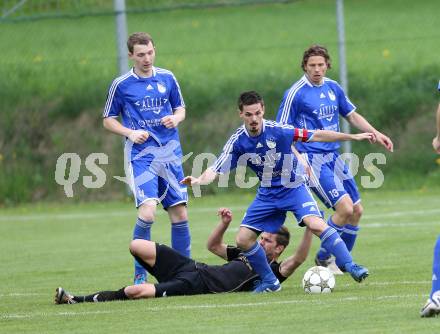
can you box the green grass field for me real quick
[1,189,440,333]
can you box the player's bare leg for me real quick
[129,239,157,268]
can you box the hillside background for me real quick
[1,0,439,205]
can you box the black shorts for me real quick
[134,243,208,298]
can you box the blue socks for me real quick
[317,217,343,260]
[243,242,277,284]
[133,217,153,240]
[430,235,440,299]
[171,221,191,258]
[320,227,353,268]
[317,217,360,259]
[341,224,359,252]
[133,218,153,281]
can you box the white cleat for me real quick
[327,257,344,275]
[421,291,440,318]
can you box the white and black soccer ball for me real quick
[302,266,335,294]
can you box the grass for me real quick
[1,189,440,333]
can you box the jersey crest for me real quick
[328,89,336,101]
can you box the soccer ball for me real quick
[302,266,335,294]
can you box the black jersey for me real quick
[196,246,287,293]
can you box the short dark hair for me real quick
[301,44,331,71]
[237,90,264,111]
[127,32,154,53]
[275,225,290,248]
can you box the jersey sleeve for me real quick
[334,82,356,117]
[211,133,240,174]
[270,261,288,283]
[103,81,124,118]
[226,245,242,261]
[276,88,298,124]
[168,73,185,110]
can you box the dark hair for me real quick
[127,32,154,53]
[301,44,331,71]
[275,225,290,248]
[237,90,264,111]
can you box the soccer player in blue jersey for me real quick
[277,45,394,271]
[102,32,190,284]
[182,91,374,292]
[420,82,440,317]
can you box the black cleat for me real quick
[314,255,331,267]
[54,287,77,305]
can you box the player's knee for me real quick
[303,216,326,236]
[353,204,364,218]
[336,202,353,221]
[168,204,188,222]
[235,234,252,250]
[129,239,144,256]
[138,203,156,222]
[138,212,155,222]
[353,204,363,220]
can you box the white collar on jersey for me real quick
[130,66,157,79]
[243,119,266,137]
[303,74,326,87]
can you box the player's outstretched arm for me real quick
[310,130,375,143]
[279,228,313,278]
[103,117,149,144]
[346,111,394,152]
[206,208,233,260]
[181,167,218,186]
[433,103,440,153]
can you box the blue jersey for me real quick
[212,120,314,187]
[103,67,185,158]
[277,75,355,153]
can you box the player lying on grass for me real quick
[55,208,313,304]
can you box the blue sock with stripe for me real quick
[341,224,359,253]
[243,242,278,284]
[171,221,191,258]
[317,217,343,260]
[430,235,440,299]
[320,227,353,268]
[133,218,153,281]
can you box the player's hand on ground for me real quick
[432,136,440,153]
[161,115,180,128]
[180,176,200,186]
[217,208,233,225]
[375,131,394,152]
[128,130,149,144]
